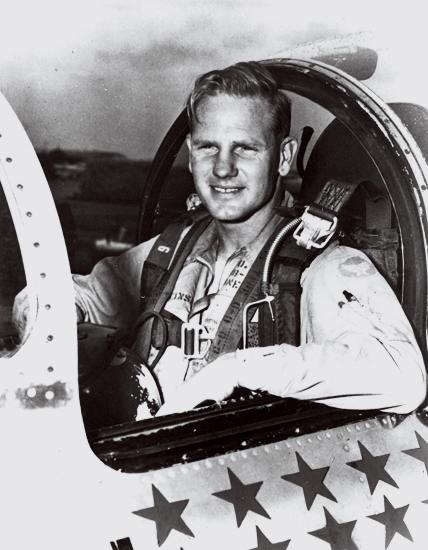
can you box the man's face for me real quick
[187,94,283,223]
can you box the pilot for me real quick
[13,61,427,419]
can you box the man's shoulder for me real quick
[302,242,378,283]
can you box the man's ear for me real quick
[278,137,298,177]
[186,134,192,174]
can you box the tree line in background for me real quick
[36,148,191,204]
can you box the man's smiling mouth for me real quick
[211,186,243,194]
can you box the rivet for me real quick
[356,425,361,431]
[297,440,302,446]
[241,451,248,459]
[404,148,410,154]
[47,366,54,373]
[264,446,270,454]
[33,242,40,248]
[47,335,53,342]
[343,444,350,452]
[307,437,312,443]
[26,387,36,398]
[26,211,32,218]
[40,273,46,278]
[17,184,23,190]
[326,432,331,439]
[6,157,12,163]
[346,426,352,432]
[205,460,212,469]
[45,390,54,400]
[295,427,300,434]
[359,476,365,483]
[317,435,322,441]
[219,458,225,466]
[422,185,427,191]
[365,422,371,429]
[230,454,237,462]
[45,304,51,310]
[382,418,388,425]
[252,449,258,456]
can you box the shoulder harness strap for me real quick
[259,178,361,347]
[207,179,361,357]
[134,210,211,362]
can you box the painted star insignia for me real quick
[403,431,428,472]
[248,526,290,550]
[368,496,413,548]
[309,507,357,550]
[281,452,337,510]
[132,485,194,546]
[347,441,398,494]
[213,468,270,527]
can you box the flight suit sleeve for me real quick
[73,236,158,330]
[235,244,427,413]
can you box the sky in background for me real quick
[0,0,424,159]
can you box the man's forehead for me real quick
[192,93,275,138]
[195,93,272,115]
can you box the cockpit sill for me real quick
[88,394,400,473]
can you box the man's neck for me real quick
[214,201,277,259]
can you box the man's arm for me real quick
[159,244,426,415]
[73,236,158,330]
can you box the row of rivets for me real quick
[12,156,56,376]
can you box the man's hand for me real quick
[157,351,240,416]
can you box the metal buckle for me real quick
[181,323,212,359]
[242,295,274,350]
[293,206,338,250]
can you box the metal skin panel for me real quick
[0,90,77,394]
[94,413,427,549]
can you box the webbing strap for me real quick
[205,219,288,361]
[205,223,318,359]
[140,219,191,308]
[134,215,211,363]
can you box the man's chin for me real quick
[210,209,254,224]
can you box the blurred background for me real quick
[0,0,424,274]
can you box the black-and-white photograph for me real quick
[1,1,428,548]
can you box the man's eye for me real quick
[198,145,217,155]
[235,145,257,158]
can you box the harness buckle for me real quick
[293,205,338,250]
[181,323,212,359]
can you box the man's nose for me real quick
[213,151,238,179]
